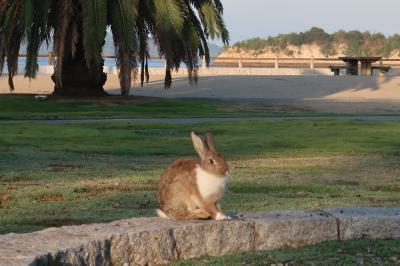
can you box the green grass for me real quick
[1,119,400,234]
[2,96,399,263]
[173,239,400,265]
[0,95,315,119]
[1,119,400,156]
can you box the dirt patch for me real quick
[146,179,159,185]
[73,186,130,196]
[46,167,65,173]
[46,163,84,172]
[12,174,29,182]
[367,197,400,205]
[38,193,64,202]
[217,101,311,114]
[73,180,158,196]
[0,93,159,103]
[370,185,400,192]
[17,217,92,227]
[48,164,84,169]
[0,193,13,209]
[331,179,361,186]
[46,94,159,104]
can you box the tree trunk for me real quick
[52,27,107,96]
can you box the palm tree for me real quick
[0,0,229,96]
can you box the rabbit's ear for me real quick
[191,132,207,158]
[205,132,216,152]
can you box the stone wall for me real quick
[0,207,399,266]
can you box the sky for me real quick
[218,0,400,44]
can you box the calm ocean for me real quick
[17,58,167,68]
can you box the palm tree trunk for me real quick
[52,28,107,96]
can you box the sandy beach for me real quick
[2,74,400,113]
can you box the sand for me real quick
[1,74,400,113]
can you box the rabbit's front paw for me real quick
[215,212,231,221]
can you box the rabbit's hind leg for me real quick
[165,206,211,220]
[186,209,212,220]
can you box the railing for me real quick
[16,53,400,69]
[213,57,400,69]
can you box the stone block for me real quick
[171,220,254,260]
[325,207,400,240]
[246,211,338,250]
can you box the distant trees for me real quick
[232,27,400,57]
[233,38,270,51]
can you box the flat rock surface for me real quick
[325,207,400,240]
[244,211,338,249]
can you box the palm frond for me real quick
[198,0,229,44]
[79,0,107,69]
[181,19,201,84]
[153,0,185,38]
[148,0,188,87]
[21,0,33,33]
[2,0,23,91]
[24,0,51,79]
[136,15,150,87]
[186,3,210,65]
[0,0,229,94]
[0,34,5,76]
[6,27,22,91]
[109,0,139,96]
[0,20,6,76]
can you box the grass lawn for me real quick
[173,239,400,265]
[1,100,400,263]
[1,119,400,234]
[0,94,319,119]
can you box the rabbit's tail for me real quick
[156,209,169,219]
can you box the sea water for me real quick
[17,58,168,68]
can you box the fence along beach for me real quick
[8,53,400,78]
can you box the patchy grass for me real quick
[1,120,400,234]
[0,95,314,120]
[173,239,400,265]
[2,120,400,156]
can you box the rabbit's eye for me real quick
[209,158,215,164]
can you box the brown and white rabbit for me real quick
[156,131,231,220]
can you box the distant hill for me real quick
[21,31,223,58]
[221,27,400,58]
[208,43,224,57]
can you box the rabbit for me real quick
[156,131,231,220]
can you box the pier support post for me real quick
[238,57,243,69]
[48,52,53,65]
[202,56,206,69]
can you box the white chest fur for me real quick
[195,166,227,200]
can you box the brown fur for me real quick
[156,132,229,220]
